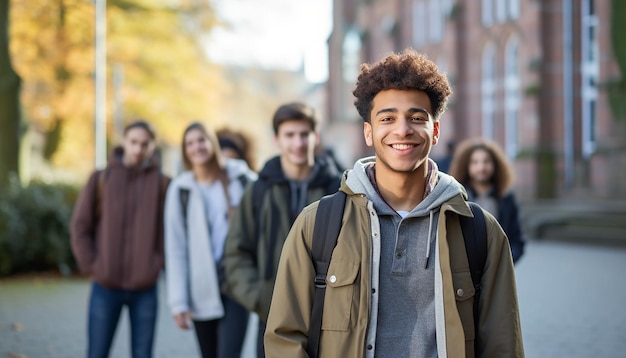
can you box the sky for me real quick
[203,0,333,83]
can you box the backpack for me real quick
[307,191,487,358]
[178,174,250,234]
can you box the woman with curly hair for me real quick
[448,137,525,263]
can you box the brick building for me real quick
[325,0,626,200]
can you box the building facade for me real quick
[326,0,626,200]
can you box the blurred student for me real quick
[449,137,525,263]
[164,122,256,358]
[71,120,170,358]
[217,128,256,172]
[222,102,341,357]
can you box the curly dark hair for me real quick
[353,48,452,123]
[448,137,514,198]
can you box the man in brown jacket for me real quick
[265,49,524,357]
[71,120,169,358]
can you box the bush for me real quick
[0,176,79,276]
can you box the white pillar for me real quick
[94,0,107,169]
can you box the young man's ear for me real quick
[432,121,440,146]
[363,122,373,147]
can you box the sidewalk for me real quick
[520,198,626,246]
[0,275,257,358]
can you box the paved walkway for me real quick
[0,276,257,357]
[2,240,626,357]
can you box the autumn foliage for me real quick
[9,0,227,179]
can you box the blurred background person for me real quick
[223,102,341,357]
[449,137,525,264]
[71,120,170,358]
[216,128,256,172]
[164,122,256,358]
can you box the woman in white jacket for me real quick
[164,122,256,358]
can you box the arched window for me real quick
[482,44,497,140]
[504,37,520,159]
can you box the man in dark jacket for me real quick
[71,120,169,358]
[223,102,341,357]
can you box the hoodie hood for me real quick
[343,156,466,216]
[108,146,160,171]
[258,155,340,188]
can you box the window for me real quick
[482,0,494,26]
[496,0,507,23]
[581,0,598,158]
[342,28,361,84]
[508,0,520,19]
[428,0,443,42]
[504,37,520,159]
[412,0,427,46]
[482,44,497,140]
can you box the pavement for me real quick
[0,276,257,358]
[2,239,626,357]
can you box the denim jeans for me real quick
[87,282,158,358]
[192,295,249,358]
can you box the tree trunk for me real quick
[0,0,21,185]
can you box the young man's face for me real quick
[468,148,495,184]
[274,119,317,168]
[122,127,154,167]
[364,89,439,174]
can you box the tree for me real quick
[9,0,225,180]
[0,0,21,184]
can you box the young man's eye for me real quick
[412,116,428,122]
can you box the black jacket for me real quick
[466,187,525,263]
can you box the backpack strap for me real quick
[179,188,190,236]
[307,191,347,358]
[459,201,487,354]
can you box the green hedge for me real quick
[0,176,79,276]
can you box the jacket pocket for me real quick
[321,258,360,332]
[452,271,476,341]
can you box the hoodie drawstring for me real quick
[425,209,435,269]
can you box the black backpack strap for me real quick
[459,201,487,353]
[179,188,190,235]
[307,191,347,358]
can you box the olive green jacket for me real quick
[265,174,524,358]
[223,156,341,322]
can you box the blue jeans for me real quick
[87,282,158,358]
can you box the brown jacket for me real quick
[71,147,169,290]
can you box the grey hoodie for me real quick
[345,157,466,358]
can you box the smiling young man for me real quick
[222,102,341,357]
[265,50,524,358]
